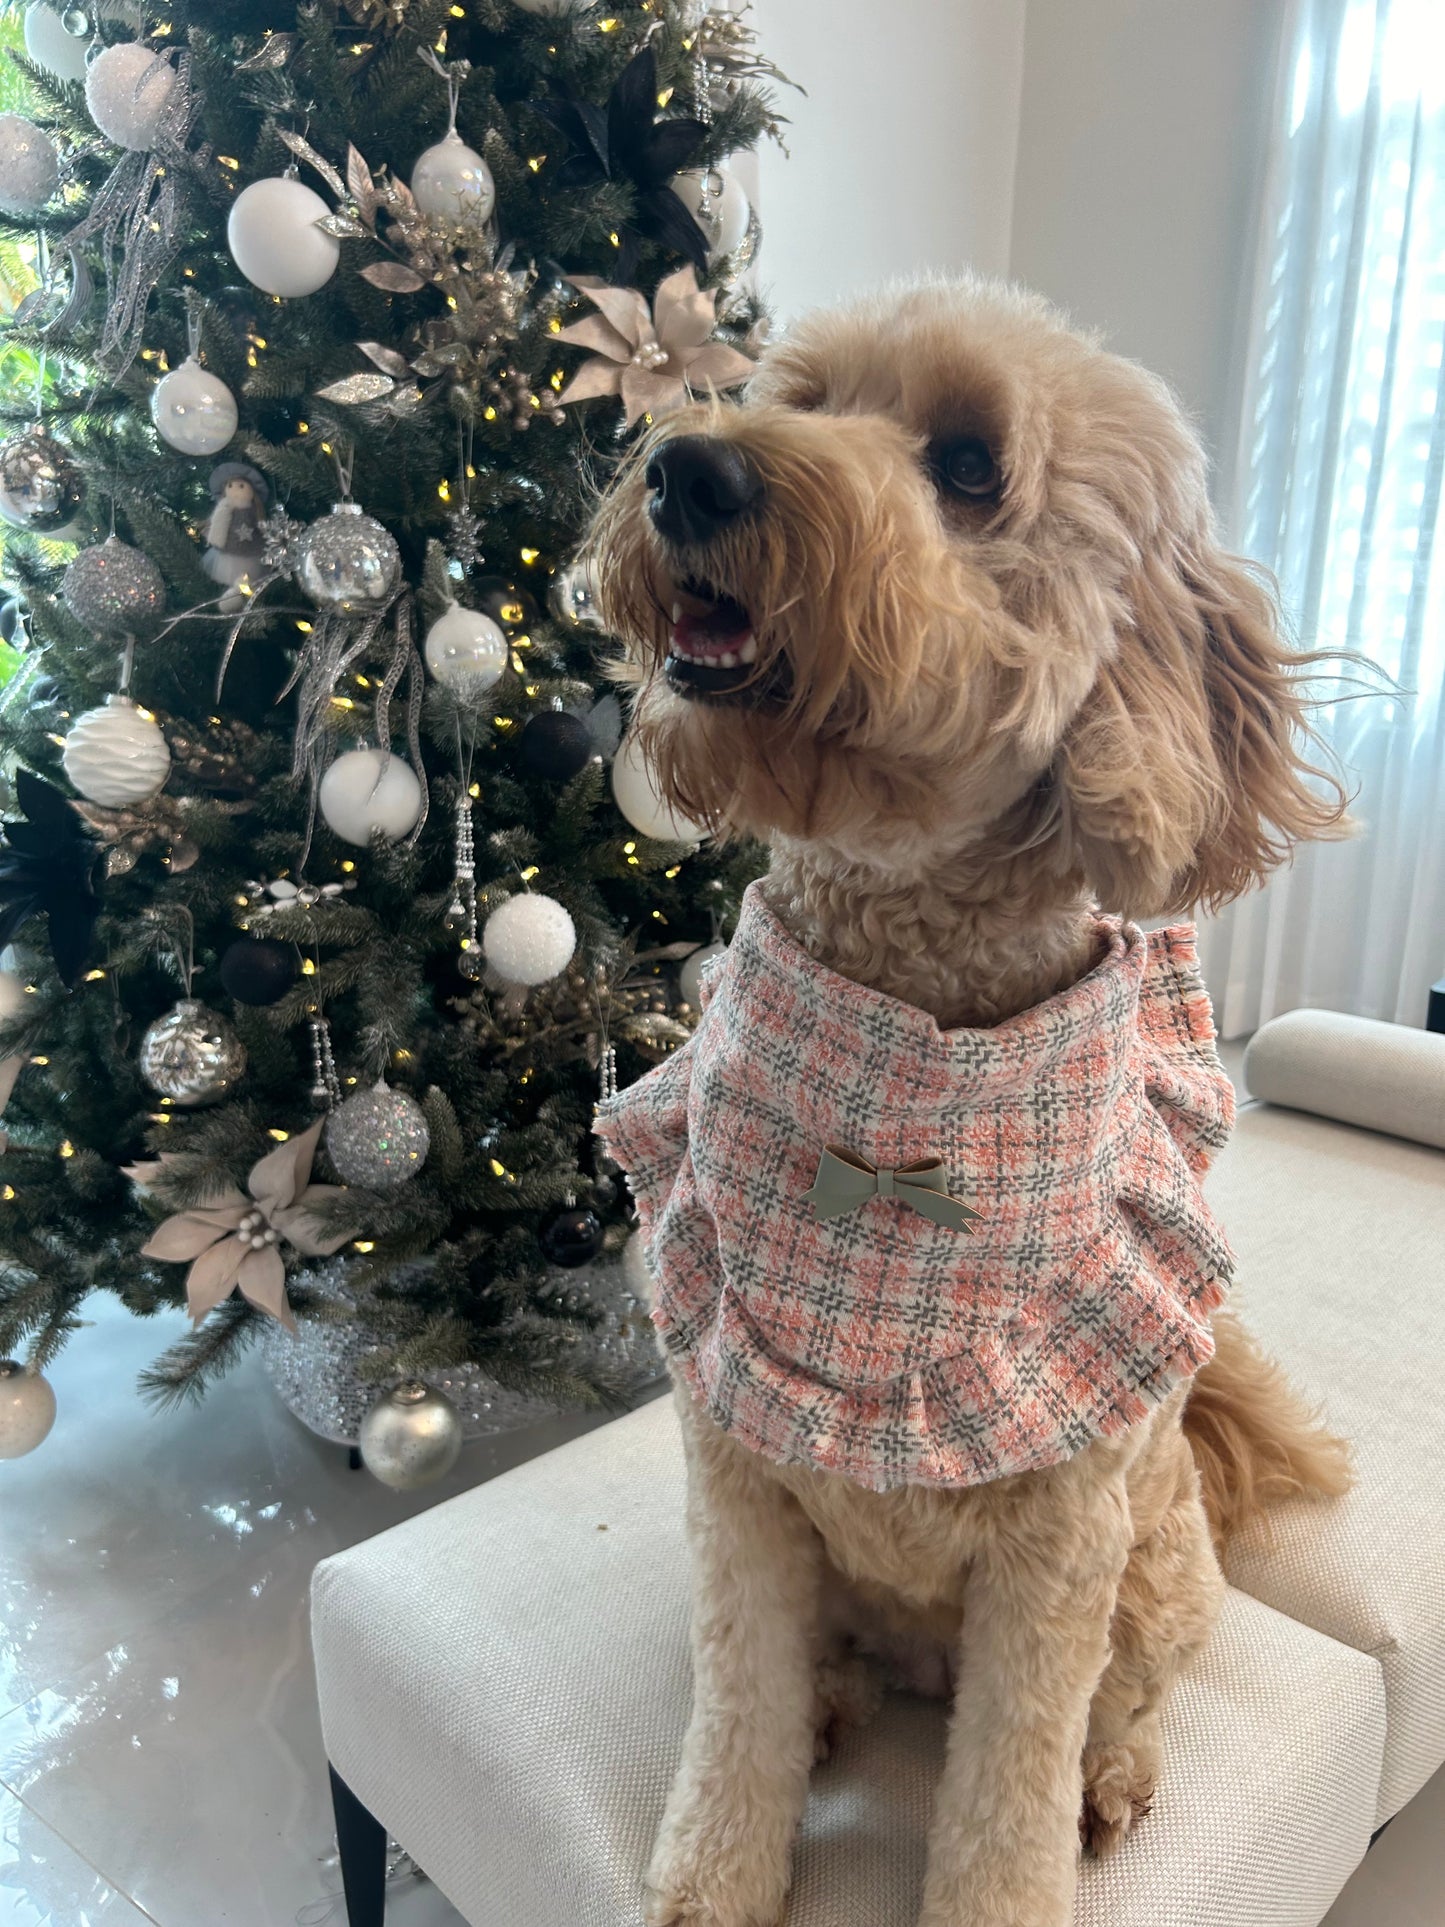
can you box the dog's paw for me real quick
[812,1651,884,1762]
[642,1874,784,1927]
[1079,1740,1156,1858]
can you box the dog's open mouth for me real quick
[665,577,764,701]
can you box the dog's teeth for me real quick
[718,651,737,669]
[738,635,757,664]
[671,602,682,623]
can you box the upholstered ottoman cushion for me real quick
[312,1395,1387,1927]
[1207,1093,1445,1821]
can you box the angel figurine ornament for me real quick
[203,460,270,611]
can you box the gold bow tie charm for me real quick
[802,1145,982,1234]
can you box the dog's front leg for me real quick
[645,1389,823,1927]
[918,1472,1131,1927]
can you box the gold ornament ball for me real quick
[359,1381,462,1489]
[0,1361,57,1459]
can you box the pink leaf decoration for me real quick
[185,1237,248,1324]
[558,362,624,410]
[237,1245,294,1331]
[141,1204,247,1263]
[272,1184,355,1259]
[248,1118,325,1216]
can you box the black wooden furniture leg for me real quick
[348,1445,363,1471]
[329,1762,387,1927]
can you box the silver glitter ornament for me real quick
[0,423,86,534]
[138,998,247,1106]
[324,1080,429,1186]
[0,1360,57,1459]
[358,1380,462,1489]
[61,536,165,635]
[294,502,401,612]
[259,1254,662,1445]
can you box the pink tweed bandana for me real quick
[596,883,1236,1493]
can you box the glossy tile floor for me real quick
[1,1149,1442,1926]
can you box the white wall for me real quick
[1009,0,1284,484]
[753,0,1027,320]
[750,0,1282,498]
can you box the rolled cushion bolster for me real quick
[1243,1008,1445,1150]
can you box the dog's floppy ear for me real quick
[1055,538,1349,918]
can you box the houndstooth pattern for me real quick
[596,885,1236,1493]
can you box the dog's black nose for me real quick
[645,436,762,547]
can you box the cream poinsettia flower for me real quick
[125,1118,354,1332]
[557,265,755,427]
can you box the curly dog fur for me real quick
[585,275,1354,1927]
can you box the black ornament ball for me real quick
[472,575,539,635]
[540,1205,603,1269]
[517,710,594,782]
[219,936,298,1007]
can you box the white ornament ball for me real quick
[318,748,423,848]
[62,695,170,807]
[670,166,751,262]
[0,1362,56,1460]
[411,130,495,224]
[482,892,576,986]
[358,1381,461,1489]
[24,6,93,84]
[424,602,508,691]
[611,732,707,842]
[227,175,340,299]
[0,115,59,215]
[149,356,238,457]
[325,1080,430,1187]
[85,41,175,151]
[679,939,726,1009]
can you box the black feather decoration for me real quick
[533,46,711,283]
[0,770,104,988]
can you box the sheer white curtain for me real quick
[1198,0,1445,1036]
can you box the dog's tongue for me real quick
[671,596,751,659]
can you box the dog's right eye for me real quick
[932,436,1000,500]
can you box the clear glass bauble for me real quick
[294,503,401,611]
[150,355,238,457]
[0,423,85,534]
[226,175,340,299]
[423,602,508,690]
[137,998,247,1106]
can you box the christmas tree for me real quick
[0,0,789,1469]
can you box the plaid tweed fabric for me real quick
[596,883,1236,1493]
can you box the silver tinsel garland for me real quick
[258,1249,660,1447]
